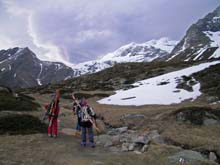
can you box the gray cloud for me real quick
[0,0,219,64]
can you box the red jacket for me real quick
[44,103,60,118]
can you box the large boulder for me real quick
[209,152,218,162]
[120,114,146,129]
[107,126,128,135]
[175,107,220,125]
[169,150,206,163]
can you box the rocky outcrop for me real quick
[166,5,220,61]
[175,107,220,125]
[95,128,165,154]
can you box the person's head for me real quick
[80,97,87,106]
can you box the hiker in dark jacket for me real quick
[78,98,96,147]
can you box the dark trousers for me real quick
[81,126,94,144]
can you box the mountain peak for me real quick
[146,37,178,53]
[71,38,178,76]
[215,5,220,12]
[166,5,220,61]
[0,47,75,88]
[100,37,177,60]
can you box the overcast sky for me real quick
[0,0,219,64]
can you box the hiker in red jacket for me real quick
[44,91,60,138]
[48,99,60,138]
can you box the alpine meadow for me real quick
[1,1,220,165]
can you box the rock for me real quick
[128,143,135,151]
[169,150,206,163]
[147,130,165,144]
[95,134,112,146]
[203,119,219,125]
[109,146,120,152]
[119,133,131,143]
[121,114,146,129]
[133,135,149,145]
[175,107,220,126]
[133,151,142,155]
[104,141,113,148]
[121,143,129,152]
[206,96,219,103]
[209,152,217,162]
[116,127,128,134]
[141,145,148,153]
[127,130,137,134]
[107,127,128,135]
[107,130,116,135]
[147,130,160,139]
[112,135,121,145]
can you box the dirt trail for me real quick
[0,93,148,165]
[0,132,148,165]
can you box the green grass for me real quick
[0,91,40,111]
[61,92,110,100]
[193,63,220,99]
[0,114,47,135]
[27,60,197,94]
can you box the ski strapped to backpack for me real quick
[48,89,60,127]
[42,94,56,121]
[72,94,101,133]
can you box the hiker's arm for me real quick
[88,107,96,120]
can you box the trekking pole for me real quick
[72,94,101,133]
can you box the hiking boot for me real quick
[48,134,52,138]
[75,130,81,136]
[90,142,95,148]
[81,142,86,147]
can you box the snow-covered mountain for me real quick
[0,47,75,88]
[98,61,220,106]
[167,5,220,61]
[0,38,177,88]
[72,38,177,75]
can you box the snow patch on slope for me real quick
[193,47,208,61]
[98,61,220,106]
[146,37,178,53]
[204,31,220,58]
[1,68,6,72]
[36,63,43,86]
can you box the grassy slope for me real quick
[0,91,40,112]
[0,89,46,135]
[23,60,206,94]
